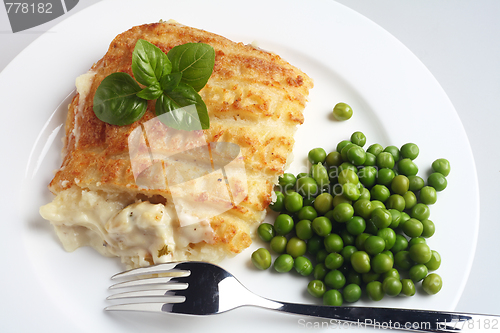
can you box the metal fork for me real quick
[105,261,498,332]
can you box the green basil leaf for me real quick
[160,72,182,91]
[167,43,215,92]
[155,83,210,130]
[93,72,148,126]
[132,39,172,87]
[137,82,163,100]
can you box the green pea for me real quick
[311,163,330,187]
[366,281,385,301]
[359,166,377,188]
[410,203,430,220]
[296,172,309,179]
[391,175,410,195]
[307,279,327,298]
[350,251,371,273]
[286,237,307,258]
[377,168,396,187]
[419,186,437,205]
[400,212,411,224]
[371,208,392,229]
[326,151,343,167]
[325,252,344,270]
[337,140,352,153]
[388,209,402,228]
[296,176,319,198]
[343,284,362,303]
[347,145,366,166]
[425,250,442,271]
[377,152,395,169]
[316,249,328,263]
[269,191,285,212]
[284,191,303,213]
[355,233,371,251]
[307,235,324,255]
[409,264,428,282]
[345,271,361,286]
[428,172,448,191]
[324,233,344,253]
[342,183,361,201]
[370,200,386,210]
[377,227,396,251]
[364,219,378,235]
[382,277,402,296]
[384,195,404,213]
[332,194,351,207]
[308,147,327,165]
[350,131,367,147]
[257,223,276,242]
[409,243,432,264]
[294,256,313,276]
[362,271,380,284]
[422,273,443,295]
[371,253,393,274]
[402,218,423,238]
[398,158,419,176]
[295,220,313,240]
[400,143,419,160]
[384,146,400,162]
[333,102,353,121]
[432,158,451,177]
[279,173,297,190]
[296,206,318,221]
[409,237,426,247]
[341,245,358,262]
[408,175,425,192]
[303,197,315,207]
[341,143,357,162]
[403,191,417,210]
[421,219,436,238]
[391,235,409,253]
[394,251,414,270]
[363,152,377,166]
[338,168,359,185]
[325,269,346,289]
[270,235,287,254]
[364,236,385,255]
[312,216,333,236]
[346,216,366,236]
[401,279,416,296]
[332,203,354,223]
[382,268,400,281]
[323,289,343,306]
[274,214,294,235]
[313,263,328,280]
[274,254,294,273]
[353,199,373,219]
[251,248,272,270]
[359,187,371,201]
[339,162,358,174]
[339,230,353,247]
[367,143,384,156]
[314,192,334,215]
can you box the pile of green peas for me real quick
[251,131,450,306]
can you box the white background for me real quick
[1,0,499,317]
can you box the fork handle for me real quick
[265,301,500,332]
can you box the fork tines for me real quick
[105,262,190,312]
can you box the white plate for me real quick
[1,0,479,332]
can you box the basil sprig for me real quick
[93,39,215,130]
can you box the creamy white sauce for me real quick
[39,188,216,269]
